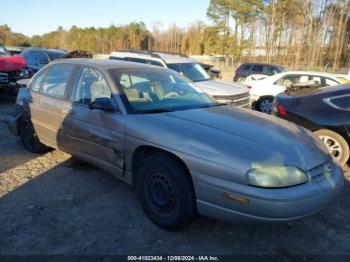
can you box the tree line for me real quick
[1,0,350,70]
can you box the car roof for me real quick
[154,52,194,64]
[50,58,171,71]
[24,47,68,53]
[279,71,344,78]
[110,51,195,64]
[241,63,284,68]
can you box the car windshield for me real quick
[46,50,68,60]
[167,62,211,82]
[0,46,8,56]
[111,68,215,113]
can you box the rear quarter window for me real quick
[31,70,48,92]
[327,96,350,110]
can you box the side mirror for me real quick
[89,97,116,112]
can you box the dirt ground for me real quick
[0,95,349,257]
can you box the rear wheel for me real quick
[18,116,51,154]
[314,129,349,167]
[256,97,274,114]
[136,153,196,230]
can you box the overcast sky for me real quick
[0,0,211,36]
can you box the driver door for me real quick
[61,66,126,177]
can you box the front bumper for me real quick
[212,93,251,108]
[194,161,344,223]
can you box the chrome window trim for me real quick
[323,94,350,111]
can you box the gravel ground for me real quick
[0,95,349,256]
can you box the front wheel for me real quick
[314,129,349,167]
[256,97,274,114]
[136,153,196,230]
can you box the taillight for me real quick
[277,105,287,117]
[247,85,252,89]
[273,100,287,117]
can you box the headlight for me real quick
[19,69,30,79]
[246,166,308,188]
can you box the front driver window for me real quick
[72,67,111,105]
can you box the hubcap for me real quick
[260,99,273,114]
[146,172,176,216]
[319,135,342,160]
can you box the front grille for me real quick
[213,92,251,108]
[0,72,8,83]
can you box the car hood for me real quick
[0,55,27,72]
[195,79,249,96]
[131,106,330,173]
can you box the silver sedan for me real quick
[11,59,344,229]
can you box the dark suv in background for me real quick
[21,48,68,73]
[234,63,286,82]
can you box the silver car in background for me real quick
[11,59,343,229]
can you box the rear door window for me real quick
[252,65,263,73]
[325,78,339,86]
[41,64,75,98]
[127,57,147,64]
[110,56,127,61]
[146,60,163,67]
[240,64,252,71]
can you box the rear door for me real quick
[61,66,126,176]
[29,63,76,148]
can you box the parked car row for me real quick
[246,71,349,114]
[7,53,344,229]
[0,45,93,95]
[0,44,31,95]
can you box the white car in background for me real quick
[247,71,349,114]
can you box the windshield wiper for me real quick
[141,109,173,114]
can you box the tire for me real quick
[136,153,196,230]
[256,97,274,114]
[18,116,51,154]
[314,129,349,167]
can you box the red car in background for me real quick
[0,44,30,95]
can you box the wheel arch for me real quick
[131,145,194,189]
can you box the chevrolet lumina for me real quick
[10,59,344,229]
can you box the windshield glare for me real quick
[111,69,215,113]
[46,50,68,60]
[167,62,211,82]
